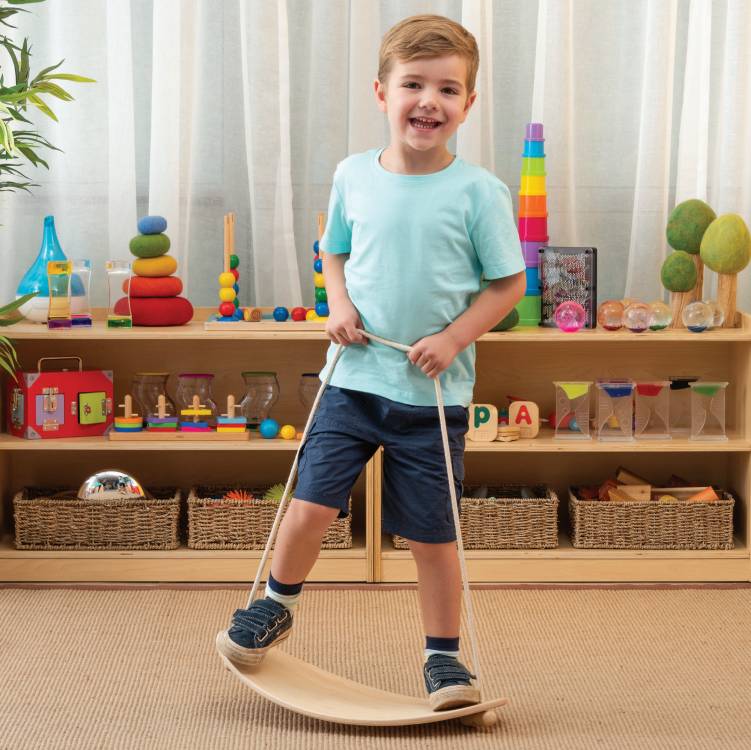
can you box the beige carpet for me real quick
[1,586,750,750]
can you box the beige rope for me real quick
[245,329,484,696]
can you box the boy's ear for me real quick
[462,90,478,118]
[374,78,387,113]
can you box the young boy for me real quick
[217,14,526,711]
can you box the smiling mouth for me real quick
[409,117,442,130]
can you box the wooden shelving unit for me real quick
[1,309,750,582]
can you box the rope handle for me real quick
[244,328,484,695]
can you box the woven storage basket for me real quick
[187,485,352,550]
[13,486,180,550]
[568,487,735,549]
[392,485,559,550]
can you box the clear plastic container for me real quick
[46,260,72,329]
[553,381,592,439]
[669,376,699,435]
[105,259,132,328]
[239,371,279,430]
[175,373,218,426]
[596,380,635,441]
[299,373,320,411]
[634,381,671,439]
[690,382,728,441]
[132,372,176,419]
[71,259,93,327]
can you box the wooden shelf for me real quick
[0,434,305,451]
[0,534,368,582]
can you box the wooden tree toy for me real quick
[217,395,247,433]
[661,251,697,329]
[665,199,716,310]
[114,394,143,432]
[699,214,751,328]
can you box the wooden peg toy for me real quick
[146,394,178,432]
[217,395,248,433]
[180,394,213,432]
[114,394,143,432]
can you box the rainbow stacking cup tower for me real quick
[516,122,548,326]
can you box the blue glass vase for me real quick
[16,216,82,322]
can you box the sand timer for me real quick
[71,259,93,326]
[46,260,72,329]
[106,260,132,328]
[553,381,592,439]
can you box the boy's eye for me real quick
[442,88,459,95]
[403,82,420,89]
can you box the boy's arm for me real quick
[322,252,368,345]
[408,270,526,379]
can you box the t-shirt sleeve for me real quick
[470,179,526,280]
[320,170,352,255]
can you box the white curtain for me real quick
[1,0,750,310]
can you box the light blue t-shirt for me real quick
[319,148,524,407]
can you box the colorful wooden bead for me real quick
[291,306,307,321]
[219,287,236,303]
[219,272,235,287]
[313,240,319,253]
[273,306,289,321]
[279,424,296,440]
[231,268,239,281]
[313,258,323,273]
[219,301,235,317]
[315,287,327,302]
[305,309,318,321]
[229,254,239,269]
[315,302,329,317]
[313,272,325,288]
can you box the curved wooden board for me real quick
[219,648,508,727]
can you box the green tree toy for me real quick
[700,214,751,328]
[661,250,697,329]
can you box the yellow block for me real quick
[133,255,178,277]
[519,175,547,196]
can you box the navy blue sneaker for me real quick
[216,597,293,666]
[423,653,480,710]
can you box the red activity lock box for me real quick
[7,356,114,439]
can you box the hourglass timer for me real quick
[106,259,132,328]
[46,260,72,329]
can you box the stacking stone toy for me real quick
[515,122,548,326]
[116,215,194,326]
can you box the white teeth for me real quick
[410,118,440,129]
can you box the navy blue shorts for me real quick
[294,385,468,544]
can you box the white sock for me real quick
[264,584,301,613]
[424,648,460,662]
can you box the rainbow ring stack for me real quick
[515,122,548,326]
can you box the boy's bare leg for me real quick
[269,498,340,584]
[409,540,462,637]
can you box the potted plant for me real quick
[0,292,34,379]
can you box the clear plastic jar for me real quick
[175,373,218,425]
[299,372,320,411]
[239,371,279,430]
[132,372,176,418]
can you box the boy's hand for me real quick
[325,298,368,346]
[408,330,462,379]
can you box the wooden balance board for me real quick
[219,647,507,728]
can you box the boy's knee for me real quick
[289,498,341,527]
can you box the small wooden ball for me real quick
[279,424,296,440]
[229,254,239,269]
[219,272,235,288]
[219,302,235,317]
[291,306,307,321]
[313,258,323,273]
[315,287,327,302]
[305,309,318,321]
[259,418,280,439]
[231,268,239,282]
[273,306,290,321]
[313,272,325,288]
[219,287,236,303]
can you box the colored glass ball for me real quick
[229,254,239,269]
[259,418,280,439]
[291,306,307,321]
[597,300,624,331]
[219,272,235,288]
[315,302,329,317]
[682,300,713,332]
[219,302,235,317]
[702,300,725,328]
[273,306,290,321]
[313,258,323,274]
[554,301,586,333]
[219,287,236,303]
[623,302,651,333]
[279,424,296,440]
[315,287,328,302]
[648,301,672,330]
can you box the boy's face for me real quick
[375,55,476,154]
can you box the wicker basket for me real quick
[392,485,559,550]
[568,487,735,549]
[187,485,352,550]
[13,486,181,550]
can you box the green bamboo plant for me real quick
[0,1,93,376]
[0,0,94,192]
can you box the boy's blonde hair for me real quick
[378,15,479,94]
